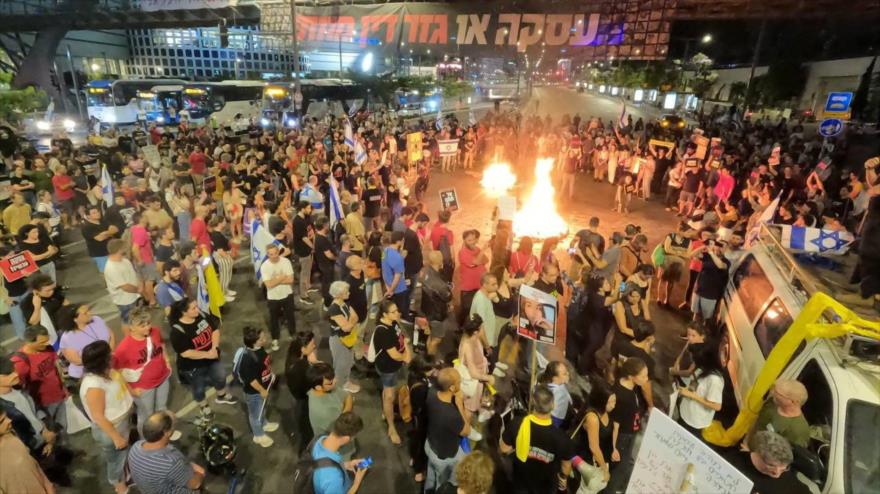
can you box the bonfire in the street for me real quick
[513,158,568,239]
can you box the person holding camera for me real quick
[688,237,731,322]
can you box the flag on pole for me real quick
[100,164,114,206]
[343,119,355,149]
[435,105,443,130]
[249,219,279,282]
[328,176,344,229]
[348,100,361,117]
[468,110,477,127]
[745,195,781,247]
[777,225,854,255]
[618,101,627,129]
[196,251,225,317]
[354,139,367,165]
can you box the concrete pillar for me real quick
[12,26,69,108]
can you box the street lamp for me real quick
[702,34,713,44]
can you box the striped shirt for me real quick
[127,440,196,494]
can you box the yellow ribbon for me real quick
[515,414,553,462]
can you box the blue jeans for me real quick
[9,292,29,339]
[91,417,131,486]
[132,375,171,436]
[117,299,141,324]
[177,211,192,244]
[424,442,466,491]
[92,256,108,273]
[245,392,267,437]
[691,295,718,321]
[181,360,227,402]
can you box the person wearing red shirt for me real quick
[11,325,67,426]
[149,125,162,145]
[51,165,76,228]
[458,229,489,324]
[113,307,177,438]
[430,210,454,250]
[190,205,212,254]
[188,146,208,189]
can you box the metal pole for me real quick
[66,45,83,119]
[52,59,68,115]
[339,36,343,76]
[290,0,302,114]
[745,19,767,108]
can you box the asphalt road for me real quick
[0,86,692,494]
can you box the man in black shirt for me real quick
[608,357,651,493]
[691,239,730,322]
[20,274,68,344]
[237,326,279,448]
[80,205,118,273]
[313,216,337,308]
[292,201,317,304]
[103,193,134,234]
[500,384,574,494]
[424,368,472,491]
[403,213,428,290]
[723,431,811,494]
[361,177,383,231]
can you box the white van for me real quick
[717,224,879,494]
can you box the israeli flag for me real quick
[354,139,367,165]
[196,258,210,314]
[344,119,355,149]
[746,194,781,248]
[249,219,279,282]
[348,100,362,117]
[100,164,114,206]
[468,110,477,127]
[328,176,344,229]
[778,225,854,255]
[435,106,443,131]
[618,101,627,129]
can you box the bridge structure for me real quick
[1,0,878,114]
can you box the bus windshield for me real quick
[182,88,211,111]
[262,86,290,111]
[87,87,113,106]
[137,92,160,112]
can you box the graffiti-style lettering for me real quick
[543,14,571,46]
[516,13,544,51]
[569,14,601,46]
[495,13,520,46]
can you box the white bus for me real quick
[180,80,265,125]
[85,79,186,127]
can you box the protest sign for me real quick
[439,188,459,211]
[407,132,423,163]
[0,251,38,283]
[516,285,558,345]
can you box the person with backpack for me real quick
[10,325,67,429]
[298,411,368,494]
[234,326,279,448]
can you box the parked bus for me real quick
[135,85,182,126]
[260,83,293,129]
[85,79,186,127]
[180,80,264,124]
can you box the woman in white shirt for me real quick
[676,344,724,441]
[80,340,133,494]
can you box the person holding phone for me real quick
[689,238,731,322]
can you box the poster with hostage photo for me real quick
[516,284,558,345]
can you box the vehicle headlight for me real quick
[156,116,165,123]
[261,118,270,127]
[37,120,51,131]
[286,118,298,128]
[660,121,669,128]
[678,121,685,128]
[63,119,76,129]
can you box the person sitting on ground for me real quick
[311,412,369,494]
[723,431,811,493]
[127,411,205,494]
[747,379,811,450]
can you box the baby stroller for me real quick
[194,411,248,493]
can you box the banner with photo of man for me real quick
[517,284,559,345]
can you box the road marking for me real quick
[62,239,85,249]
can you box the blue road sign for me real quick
[818,118,844,138]
[824,92,853,113]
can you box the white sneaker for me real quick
[343,382,361,394]
[492,367,506,378]
[170,430,182,441]
[263,422,279,433]
[253,435,274,448]
[225,294,236,302]
[298,297,314,306]
[467,428,483,442]
[495,362,509,371]
[271,340,280,352]
[478,409,494,423]
[307,288,320,294]
[227,290,238,297]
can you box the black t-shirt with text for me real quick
[170,315,219,371]
[362,188,383,217]
[373,322,405,374]
[610,382,642,435]
[501,415,575,494]
[239,347,271,395]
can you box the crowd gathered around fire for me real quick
[0,97,878,494]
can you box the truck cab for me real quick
[717,224,879,494]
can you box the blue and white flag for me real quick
[618,101,627,129]
[100,164,114,206]
[778,225,854,255]
[354,139,367,165]
[249,219,279,282]
[468,110,477,127]
[348,100,361,117]
[343,119,355,149]
[196,258,210,314]
[746,194,781,248]
[328,176,344,229]
[435,105,443,130]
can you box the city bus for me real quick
[298,78,365,119]
[260,83,293,129]
[85,79,186,127]
[135,85,182,126]
[180,80,265,124]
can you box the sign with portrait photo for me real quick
[439,188,460,211]
[516,284,558,344]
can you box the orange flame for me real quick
[480,162,517,197]
[513,158,568,239]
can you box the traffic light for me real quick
[220,21,229,48]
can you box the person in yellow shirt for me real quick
[343,202,366,255]
[2,192,32,235]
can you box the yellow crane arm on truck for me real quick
[704,292,880,447]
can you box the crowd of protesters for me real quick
[0,93,876,494]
